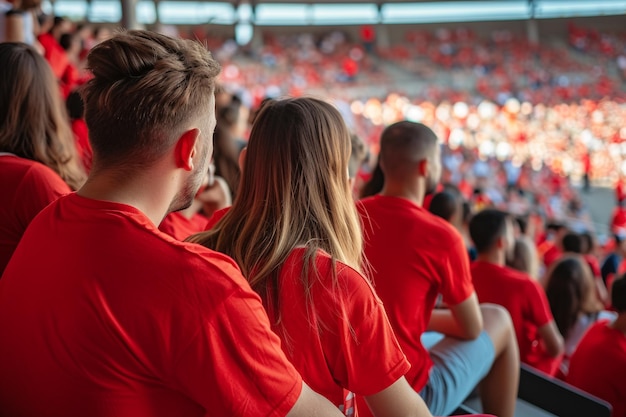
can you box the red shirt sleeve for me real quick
[439,232,475,306]
[525,279,553,328]
[327,264,410,396]
[172,283,303,416]
[17,164,71,230]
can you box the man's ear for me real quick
[174,128,201,171]
[496,234,506,250]
[238,147,247,172]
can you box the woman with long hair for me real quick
[190,97,432,417]
[0,42,85,274]
[545,255,616,376]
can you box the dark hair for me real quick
[580,232,594,255]
[469,209,509,254]
[360,161,384,198]
[515,215,529,236]
[429,191,459,224]
[613,273,626,312]
[546,257,596,338]
[546,222,566,232]
[212,122,240,198]
[462,201,473,224]
[59,32,74,51]
[66,91,84,120]
[562,232,584,254]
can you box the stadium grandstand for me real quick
[1,0,626,415]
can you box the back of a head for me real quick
[508,236,539,279]
[0,42,84,190]
[580,232,595,255]
[469,209,509,254]
[562,232,584,254]
[210,97,363,284]
[82,30,220,172]
[359,161,384,199]
[546,256,599,338]
[378,121,438,180]
[348,133,366,180]
[428,191,459,224]
[613,274,626,313]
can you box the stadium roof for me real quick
[51,0,626,25]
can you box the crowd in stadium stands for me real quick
[1,12,626,417]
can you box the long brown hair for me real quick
[0,42,85,190]
[546,255,603,338]
[190,97,363,326]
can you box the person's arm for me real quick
[363,377,433,417]
[427,292,483,340]
[5,11,25,43]
[537,320,564,358]
[286,383,345,417]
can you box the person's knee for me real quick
[480,303,515,350]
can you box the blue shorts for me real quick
[418,330,495,416]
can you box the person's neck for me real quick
[380,181,425,207]
[476,250,505,266]
[611,313,626,335]
[177,198,202,220]
[77,165,176,226]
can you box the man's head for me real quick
[379,121,441,196]
[429,191,461,226]
[82,30,221,212]
[562,232,584,254]
[469,209,515,262]
[612,273,626,313]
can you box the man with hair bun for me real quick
[0,30,343,417]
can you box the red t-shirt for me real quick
[71,118,92,173]
[357,195,475,391]
[543,244,563,268]
[584,254,602,278]
[0,155,71,276]
[268,248,410,416]
[567,320,626,417]
[204,206,229,230]
[159,211,209,241]
[0,193,302,416]
[38,32,69,80]
[470,261,558,375]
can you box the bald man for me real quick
[357,121,519,417]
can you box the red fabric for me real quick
[71,118,92,173]
[617,181,626,203]
[38,33,68,80]
[543,244,563,268]
[584,254,602,278]
[567,321,626,417]
[357,195,475,391]
[0,193,302,416]
[159,211,209,241]
[269,248,410,415]
[205,206,229,230]
[0,155,70,276]
[611,207,626,233]
[471,261,559,375]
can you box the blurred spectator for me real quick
[544,256,615,377]
[567,274,626,417]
